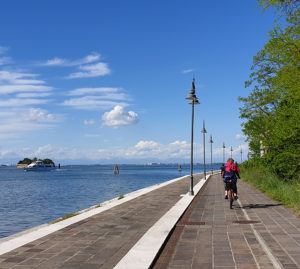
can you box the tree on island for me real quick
[18,158,55,166]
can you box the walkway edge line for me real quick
[237,199,283,269]
[0,174,192,255]
[114,175,211,269]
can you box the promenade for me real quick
[0,173,299,269]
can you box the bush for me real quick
[240,164,300,216]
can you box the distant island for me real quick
[16,157,55,168]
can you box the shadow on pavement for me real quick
[238,203,283,209]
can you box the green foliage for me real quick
[18,157,55,166]
[118,194,124,200]
[239,2,300,179]
[50,212,79,224]
[18,158,32,165]
[240,164,300,216]
[43,158,54,164]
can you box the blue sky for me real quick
[0,0,275,164]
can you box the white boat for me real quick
[24,160,55,171]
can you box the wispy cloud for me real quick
[0,98,49,107]
[0,46,9,55]
[67,62,110,79]
[235,134,246,141]
[0,108,60,140]
[62,96,128,110]
[84,119,96,125]
[0,70,45,85]
[182,69,194,74]
[0,84,52,95]
[42,52,111,79]
[67,87,120,96]
[0,49,60,142]
[63,87,131,110]
[42,53,101,66]
[102,105,138,128]
[16,92,52,98]
[0,57,12,66]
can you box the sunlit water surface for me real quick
[0,164,221,238]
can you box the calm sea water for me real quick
[0,164,221,239]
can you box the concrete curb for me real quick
[114,174,212,269]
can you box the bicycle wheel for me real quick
[229,189,233,209]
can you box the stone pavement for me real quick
[0,174,203,269]
[152,174,300,269]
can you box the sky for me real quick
[0,0,276,164]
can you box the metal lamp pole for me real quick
[240,148,243,163]
[230,146,233,158]
[222,143,225,164]
[209,135,213,175]
[201,121,207,179]
[186,78,200,196]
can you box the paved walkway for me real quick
[152,174,300,269]
[0,173,299,269]
[0,174,203,269]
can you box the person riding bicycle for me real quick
[220,163,225,178]
[223,158,240,200]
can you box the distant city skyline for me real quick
[0,0,276,164]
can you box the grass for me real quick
[50,212,79,224]
[118,194,124,200]
[240,167,300,216]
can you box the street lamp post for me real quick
[240,148,243,163]
[222,142,225,164]
[209,135,213,175]
[201,121,207,179]
[186,78,200,196]
[230,146,233,158]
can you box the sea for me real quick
[0,163,221,239]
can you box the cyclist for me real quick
[220,163,225,178]
[223,158,240,200]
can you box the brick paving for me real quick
[0,174,202,269]
[152,174,300,269]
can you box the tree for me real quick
[239,1,300,179]
[18,158,32,165]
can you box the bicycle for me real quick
[224,178,235,209]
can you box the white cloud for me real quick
[135,141,159,149]
[0,70,45,85]
[0,140,250,163]
[0,98,48,107]
[84,119,96,125]
[0,107,61,141]
[235,134,246,141]
[63,88,131,110]
[22,108,54,122]
[0,46,9,54]
[43,57,67,66]
[16,92,52,98]
[67,87,120,96]
[0,57,12,66]
[0,84,52,95]
[42,53,101,66]
[102,105,138,128]
[67,62,110,79]
[182,69,194,74]
[62,96,128,110]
